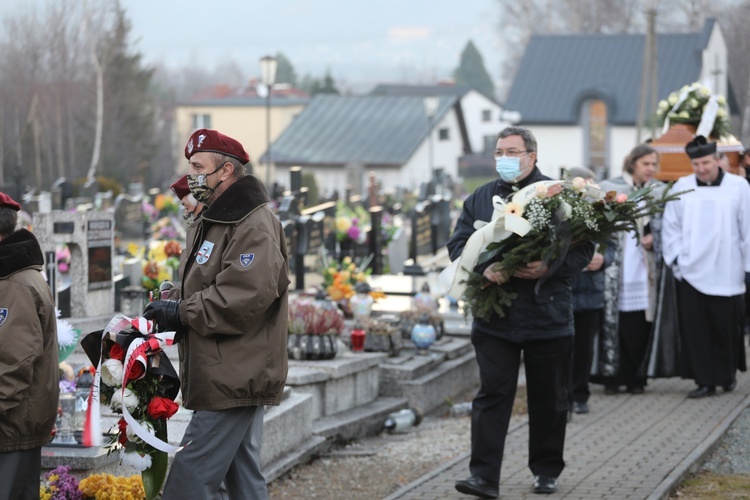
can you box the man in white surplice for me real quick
[662,135,750,399]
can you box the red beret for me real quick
[184,128,250,164]
[0,192,21,211]
[170,175,191,200]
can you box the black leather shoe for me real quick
[723,379,737,392]
[572,402,589,414]
[455,475,499,499]
[532,475,558,494]
[688,386,716,399]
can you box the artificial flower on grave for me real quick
[288,297,345,336]
[39,465,82,500]
[149,216,183,241]
[443,178,690,322]
[655,82,732,139]
[380,210,400,249]
[78,473,145,499]
[56,244,71,274]
[59,361,76,394]
[80,314,182,500]
[334,200,370,245]
[153,192,180,217]
[321,254,374,301]
[57,308,80,362]
[131,240,182,293]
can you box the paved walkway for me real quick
[387,350,750,500]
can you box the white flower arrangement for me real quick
[110,387,139,413]
[100,358,124,388]
[119,449,153,472]
[656,82,731,139]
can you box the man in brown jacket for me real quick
[0,192,59,499]
[144,129,290,499]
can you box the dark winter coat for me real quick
[176,175,290,410]
[0,229,59,452]
[572,243,615,312]
[447,168,595,341]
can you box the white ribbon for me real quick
[439,181,562,300]
[696,95,719,139]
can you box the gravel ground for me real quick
[698,408,750,475]
[268,412,474,499]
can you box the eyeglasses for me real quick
[494,149,530,159]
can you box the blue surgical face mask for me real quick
[496,156,522,182]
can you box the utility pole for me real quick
[636,8,657,144]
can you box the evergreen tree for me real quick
[275,52,298,87]
[452,41,495,100]
[317,69,340,95]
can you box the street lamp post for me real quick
[423,96,439,185]
[260,55,278,191]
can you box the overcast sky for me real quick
[0,0,503,92]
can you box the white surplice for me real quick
[662,172,750,297]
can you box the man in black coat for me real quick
[451,127,594,498]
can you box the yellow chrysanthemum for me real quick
[154,193,166,211]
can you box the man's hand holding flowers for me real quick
[514,260,549,280]
[143,300,183,332]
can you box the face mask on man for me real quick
[182,210,198,227]
[496,156,524,182]
[187,164,224,203]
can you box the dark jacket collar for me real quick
[0,229,44,278]
[202,175,269,223]
[495,167,547,198]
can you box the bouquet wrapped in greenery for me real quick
[457,178,688,322]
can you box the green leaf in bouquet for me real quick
[142,419,169,500]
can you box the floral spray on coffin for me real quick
[287,292,345,360]
[81,314,186,500]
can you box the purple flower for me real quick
[347,226,360,240]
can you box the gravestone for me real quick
[33,212,115,318]
[51,178,72,211]
[113,193,145,242]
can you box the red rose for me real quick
[117,418,128,445]
[109,343,125,362]
[147,397,179,420]
[125,360,145,382]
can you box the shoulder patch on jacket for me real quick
[0,308,7,326]
[196,241,215,265]
[240,253,255,268]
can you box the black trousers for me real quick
[0,447,41,500]
[469,332,571,485]
[570,309,601,403]
[616,310,651,388]
[677,280,743,387]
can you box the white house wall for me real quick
[699,24,728,97]
[526,126,584,179]
[400,108,464,189]
[459,90,506,153]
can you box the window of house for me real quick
[438,128,450,141]
[481,109,491,122]
[585,100,607,170]
[192,114,212,130]
[483,135,496,152]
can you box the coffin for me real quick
[652,124,745,181]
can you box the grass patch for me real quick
[670,472,750,499]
